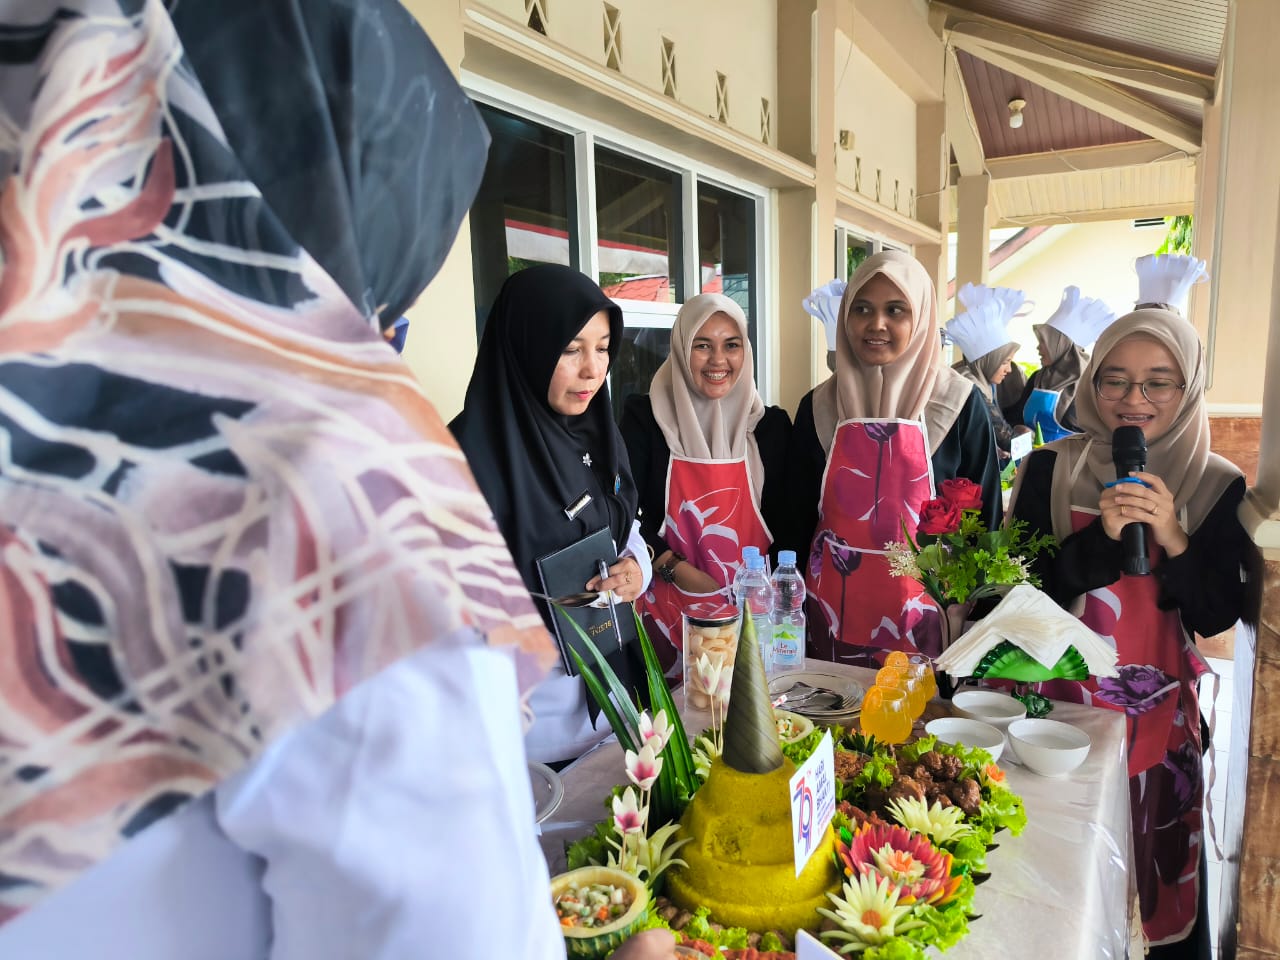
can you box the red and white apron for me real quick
[1034,506,1207,947]
[635,455,771,677]
[803,419,940,666]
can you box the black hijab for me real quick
[451,265,640,601]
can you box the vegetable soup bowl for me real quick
[1007,718,1091,777]
[951,689,1027,729]
[925,717,1005,762]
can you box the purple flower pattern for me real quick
[1095,664,1178,715]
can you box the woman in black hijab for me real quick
[452,264,649,764]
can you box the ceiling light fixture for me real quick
[1008,98,1027,130]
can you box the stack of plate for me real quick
[768,670,863,726]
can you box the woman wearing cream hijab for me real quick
[621,293,791,667]
[787,250,1001,664]
[1009,308,1256,956]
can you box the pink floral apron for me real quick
[635,455,771,677]
[1035,507,1206,947]
[804,420,940,666]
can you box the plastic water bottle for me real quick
[770,550,806,673]
[734,554,774,675]
[729,546,760,606]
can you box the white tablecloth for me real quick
[537,661,1133,960]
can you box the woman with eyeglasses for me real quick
[1008,308,1258,958]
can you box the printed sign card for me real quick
[796,929,844,959]
[789,730,836,877]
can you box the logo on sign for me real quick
[793,778,815,854]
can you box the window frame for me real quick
[463,75,774,403]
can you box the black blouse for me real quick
[782,385,1003,556]
[619,394,792,561]
[1010,448,1255,637]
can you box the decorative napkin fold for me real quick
[934,584,1119,679]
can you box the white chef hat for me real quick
[1134,254,1208,315]
[1037,286,1116,349]
[802,279,847,352]
[944,282,1026,362]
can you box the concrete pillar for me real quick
[1204,0,1279,407]
[954,173,991,296]
[915,100,950,307]
[775,0,839,414]
[1213,3,1280,955]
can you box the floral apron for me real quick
[803,419,939,666]
[1035,507,1206,947]
[635,455,771,677]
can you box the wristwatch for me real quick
[657,551,684,584]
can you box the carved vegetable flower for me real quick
[612,787,644,834]
[886,796,974,847]
[818,871,924,952]
[624,743,663,791]
[696,652,724,700]
[982,763,1007,789]
[837,823,963,906]
[638,709,673,753]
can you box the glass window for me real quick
[610,321,673,421]
[846,233,874,277]
[697,180,758,350]
[470,104,577,334]
[594,147,683,304]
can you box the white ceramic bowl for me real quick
[1007,718,1091,777]
[952,689,1027,729]
[925,717,1005,762]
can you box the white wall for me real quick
[475,0,778,146]
[980,220,1168,367]
[834,32,917,218]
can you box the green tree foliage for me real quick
[1157,215,1193,255]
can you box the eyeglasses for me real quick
[1094,376,1185,404]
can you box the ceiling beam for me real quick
[948,20,1212,106]
[944,47,985,176]
[948,34,1202,155]
[953,139,1191,182]
[989,200,1194,229]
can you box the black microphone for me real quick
[1111,425,1150,576]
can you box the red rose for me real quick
[940,478,983,511]
[917,497,963,535]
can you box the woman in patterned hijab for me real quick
[0,3,643,958]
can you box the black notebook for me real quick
[535,526,638,675]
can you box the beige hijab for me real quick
[650,293,767,495]
[1041,308,1240,539]
[958,342,1020,402]
[812,250,973,454]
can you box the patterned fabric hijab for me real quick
[649,293,767,496]
[0,0,554,923]
[812,250,973,455]
[1040,309,1240,538]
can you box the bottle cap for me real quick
[746,555,765,570]
[777,549,796,567]
[741,546,761,562]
